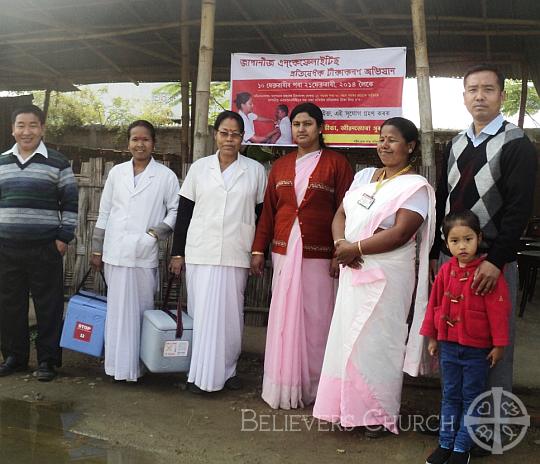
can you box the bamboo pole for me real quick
[282,28,540,39]
[231,0,279,52]
[3,14,540,44]
[83,39,139,85]
[20,0,116,12]
[101,37,181,66]
[276,0,314,50]
[180,0,191,161]
[518,63,528,129]
[11,44,64,79]
[3,15,540,43]
[119,0,178,57]
[0,21,185,44]
[190,69,197,162]
[355,0,382,44]
[192,0,216,161]
[0,64,59,78]
[302,0,384,47]
[411,0,435,180]
[42,88,51,120]
[481,0,492,60]
[0,11,182,67]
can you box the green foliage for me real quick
[154,81,230,125]
[501,80,540,118]
[208,82,230,123]
[33,86,173,137]
[105,96,134,128]
[139,100,173,126]
[33,88,106,136]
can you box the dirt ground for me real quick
[1,298,539,463]
[0,350,538,463]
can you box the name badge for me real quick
[357,193,375,209]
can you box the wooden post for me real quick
[411,0,435,184]
[190,71,197,161]
[192,0,216,161]
[518,63,528,129]
[43,88,51,121]
[180,0,191,162]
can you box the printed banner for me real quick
[230,47,406,147]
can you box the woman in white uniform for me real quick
[169,110,267,393]
[91,120,180,382]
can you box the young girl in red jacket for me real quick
[421,210,510,464]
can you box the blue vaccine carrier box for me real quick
[60,290,107,357]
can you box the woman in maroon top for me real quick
[251,102,353,409]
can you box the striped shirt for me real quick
[0,142,78,244]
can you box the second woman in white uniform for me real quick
[91,120,180,382]
[169,110,267,393]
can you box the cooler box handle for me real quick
[161,275,187,339]
[75,268,107,296]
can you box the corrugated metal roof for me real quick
[0,0,539,91]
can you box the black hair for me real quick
[290,102,326,148]
[11,104,45,125]
[213,110,244,133]
[127,120,156,143]
[234,92,252,111]
[380,117,419,155]
[442,210,482,240]
[277,104,289,115]
[463,64,505,91]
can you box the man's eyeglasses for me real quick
[217,130,243,139]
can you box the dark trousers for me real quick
[438,341,490,452]
[0,241,64,366]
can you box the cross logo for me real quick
[464,387,530,454]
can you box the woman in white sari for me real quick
[313,117,435,436]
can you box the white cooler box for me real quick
[140,309,193,373]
